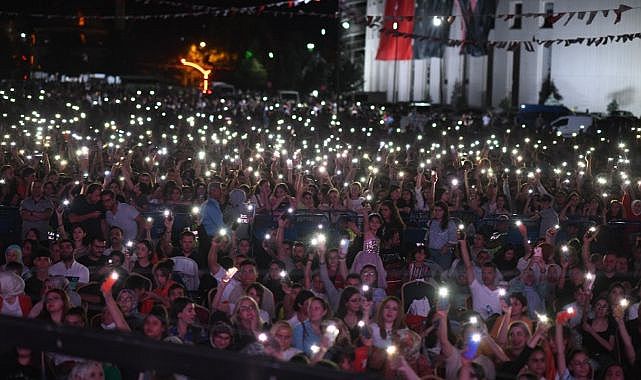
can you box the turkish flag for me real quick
[376,0,415,60]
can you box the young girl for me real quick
[405,245,433,282]
[131,240,154,282]
[70,225,90,257]
[350,210,387,289]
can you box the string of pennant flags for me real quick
[0,1,636,26]
[365,3,637,27]
[0,0,639,53]
[379,27,641,52]
[136,0,337,18]
[0,0,336,20]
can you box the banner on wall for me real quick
[375,0,415,60]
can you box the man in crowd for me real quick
[77,238,108,281]
[101,189,145,243]
[19,179,54,241]
[199,182,225,260]
[48,239,90,286]
[68,183,106,240]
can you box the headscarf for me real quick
[4,245,23,263]
[0,271,26,297]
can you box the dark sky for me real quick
[1,0,340,85]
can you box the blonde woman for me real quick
[270,321,302,361]
[230,296,265,351]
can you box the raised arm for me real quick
[555,315,567,375]
[102,285,131,333]
[459,235,475,285]
[581,231,596,274]
[436,311,455,358]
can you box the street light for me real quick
[180,58,211,94]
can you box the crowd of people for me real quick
[1,79,641,380]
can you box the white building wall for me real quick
[548,0,641,114]
[364,0,641,115]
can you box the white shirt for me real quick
[221,279,241,302]
[106,202,140,242]
[287,314,303,328]
[48,260,90,284]
[1,297,23,317]
[469,278,502,320]
[211,266,226,283]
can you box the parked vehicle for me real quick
[516,104,573,127]
[550,116,594,137]
[279,90,300,103]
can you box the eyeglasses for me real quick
[362,272,376,277]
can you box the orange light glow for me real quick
[180,58,212,93]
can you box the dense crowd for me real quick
[1,80,641,380]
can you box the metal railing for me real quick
[0,315,378,380]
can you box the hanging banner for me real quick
[375,0,415,60]
[458,0,498,56]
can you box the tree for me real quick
[607,99,619,115]
[538,75,562,104]
[499,94,514,114]
[233,57,268,89]
[330,54,363,94]
[450,81,466,111]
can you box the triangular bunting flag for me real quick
[563,12,575,26]
[577,11,586,20]
[548,12,566,25]
[602,10,609,17]
[614,4,632,24]
[586,11,597,24]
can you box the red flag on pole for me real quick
[376,0,415,60]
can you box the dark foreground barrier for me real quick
[0,315,379,380]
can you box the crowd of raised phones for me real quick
[1,80,641,380]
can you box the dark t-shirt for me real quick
[132,261,154,283]
[77,254,108,280]
[580,317,617,360]
[593,273,617,297]
[24,276,45,304]
[70,196,104,239]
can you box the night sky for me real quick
[0,0,340,89]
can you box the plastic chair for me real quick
[170,256,200,292]
[194,304,210,326]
